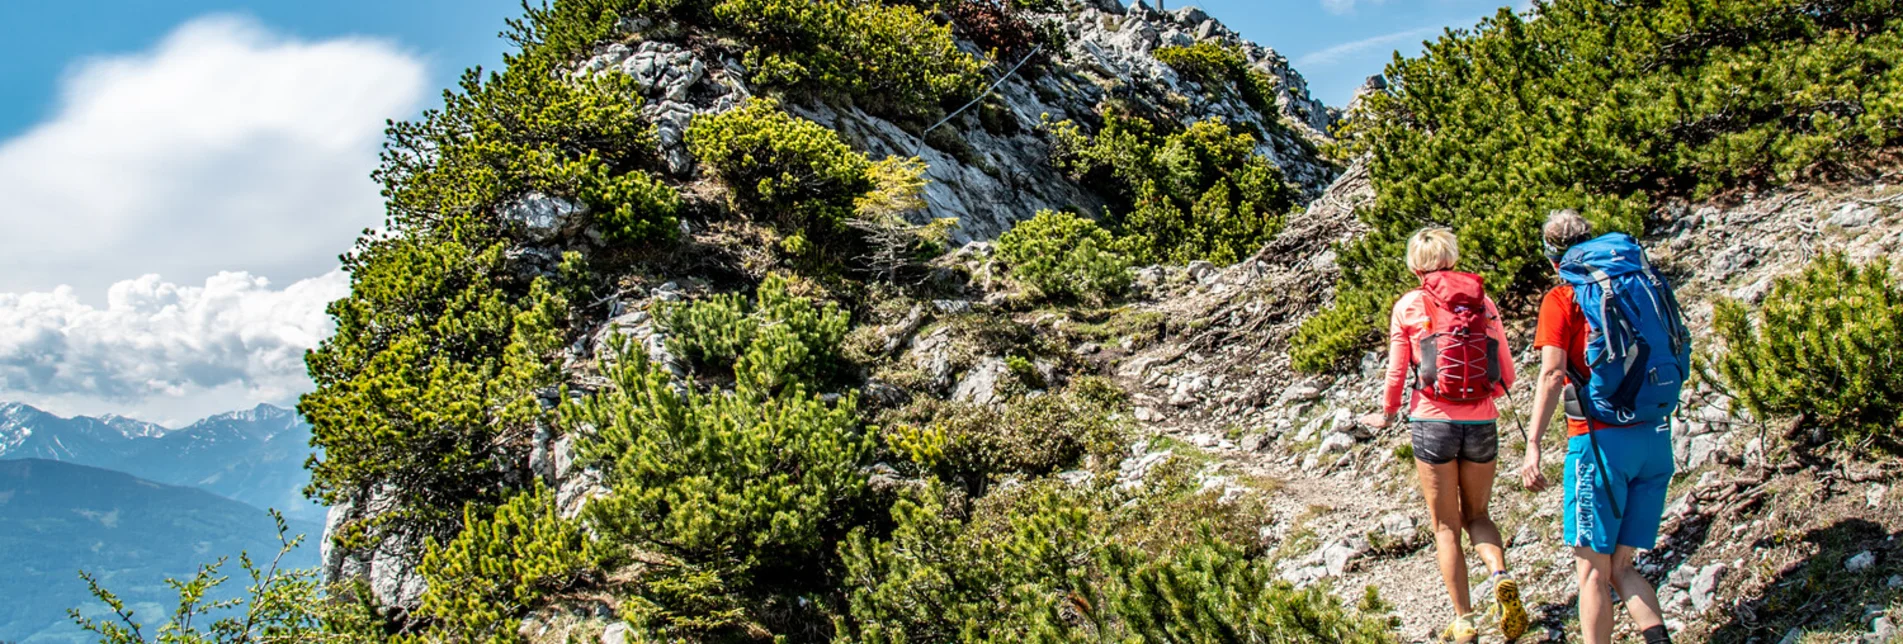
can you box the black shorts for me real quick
[1410,420,1499,465]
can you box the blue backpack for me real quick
[1557,233,1691,427]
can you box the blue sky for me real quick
[0,0,1516,423]
[0,0,1520,136]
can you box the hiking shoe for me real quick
[1440,614,1479,643]
[1494,574,1529,641]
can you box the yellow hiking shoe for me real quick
[1440,614,1479,643]
[1493,574,1530,641]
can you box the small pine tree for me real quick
[1712,252,1903,451]
[568,280,871,635]
[410,484,598,642]
[1045,112,1296,265]
[996,210,1133,303]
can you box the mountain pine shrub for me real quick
[1296,0,1903,370]
[880,376,1128,496]
[566,282,872,632]
[410,484,599,643]
[688,98,877,258]
[836,473,1395,642]
[995,209,1133,303]
[514,0,982,114]
[1092,532,1396,643]
[1712,253,1903,451]
[657,273,851,391]
[304,0,682,550]
[709,0,983,112]
[1047,111,1296,265]
[302,239,571,548]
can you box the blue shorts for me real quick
[1564,423,1676,555]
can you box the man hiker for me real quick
[1519,209,1689,644]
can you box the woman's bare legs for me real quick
[1417,459,1472,614]
[1457,458,1507,574]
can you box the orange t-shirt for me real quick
[1533,285,1598,436]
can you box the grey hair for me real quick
[1542,209,1593,249]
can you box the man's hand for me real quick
[1519,445,1548,492]
[1359,413,1389,429]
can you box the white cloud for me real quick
[1296,24,1446,67]
[0,15,426,422]
[0,15,425,299]
[0,271,349,425]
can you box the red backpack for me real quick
[1412,271,1502,402]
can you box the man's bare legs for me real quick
[1575,545,1666,643]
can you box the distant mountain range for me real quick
[0,402,322,522]
[0,459,321,643]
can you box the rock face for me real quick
[577,40,749,177]
[322,492,430,612]
[575,4,1339,243]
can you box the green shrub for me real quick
[1047,112,1296,265]
[996,210,1133,303]
[302,239,570,548]
[1297,0,1903,370]
[1712,253,1903,451]
[882,377,1128,496]
[1289,289,1388,373]
[688,98,875,255]
[306,0,679,552]
[411,485,599,642]
[657,273,850,391]
[380,59,676,247]
[834,481,1092,643]
[511,0,982,114]
[566,281,871,633]
[836,475,1395,643]
[1154,42,1281,125]
[1093,533,1396,643]
[711,0,983,112]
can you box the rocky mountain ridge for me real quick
[507,164,1903,644]
[0,402,322,521]
[306,1,1903,642]
[325,0,1349,613]
[506,0,1339,245]
[1026,166,1903,642]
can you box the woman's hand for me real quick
[1519,445,1548,492]
[1359,413,1389,429]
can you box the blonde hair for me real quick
[1406,227,1459,273]
[1543,208,1594,249]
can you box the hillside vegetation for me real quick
[1294,0,1903,370]
[72,0,1903,642]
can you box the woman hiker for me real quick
[1362,227,1531,642]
